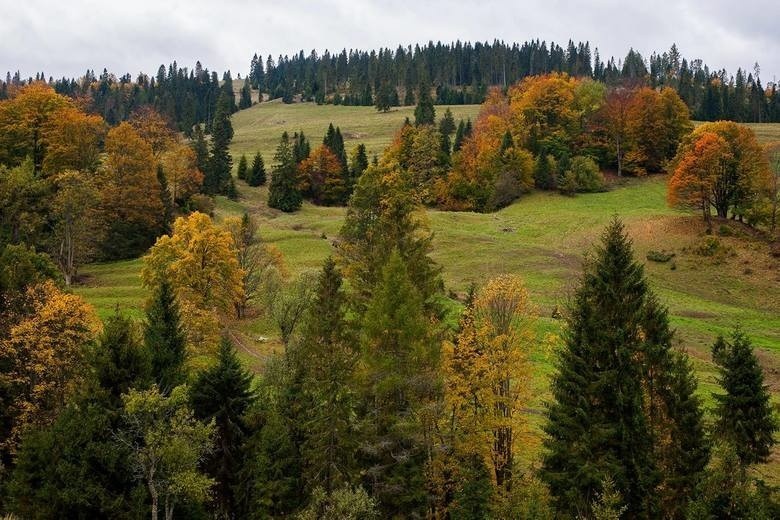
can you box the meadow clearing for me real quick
[75,102,780,475]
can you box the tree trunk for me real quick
[149,482,158,520]
[165,495,174,520]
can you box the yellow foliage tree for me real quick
[0,281,99,452]
[440,275,537,501]
[42,106,106,175]
[142,212,244,350]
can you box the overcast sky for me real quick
[2,0,778,83]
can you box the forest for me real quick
[1,35,779,520]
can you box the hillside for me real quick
[75,105,780,479]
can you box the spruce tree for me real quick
[93,312,152,407]
[237,154,248,181]
[347,143,369,198]
[439,107,456,137]
[712,328,778,466]
[239,78,252,110]
[292,131,310,164]
[205,90,234,195]
[144,279,187,394]
[156,164,173,233]
[541,219,659,517]
[453,119,466,152]
[248,152,266,187]
[297,258,358,493]
[533,152,557,190]
[375,83,392,112]
[358,250,440,517]
[268,131,302,212]
[414,79,436,126]
[191,337,256,518]
[191,125,209,177]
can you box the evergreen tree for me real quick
[297,258,358,493]
[323,123,347,172]
[191,125,209,177]
[144,279,187,394]
[541,219,659,517]
[375,83,393,112]
[358,250,440,516]
[205,90,234,195]
[414,79,436,126]
[292,131,311,164]
[237,154,248,181]
[248,152,266,187]
[712,328,778,466]
[404,86,416,107]
[191,337,256,518]
[268,131,302,212]
[93,312,152,406]
[533,152,557,190]
[453,119,466,152]
[156,164,173,234]
[439,108,456,137]
[239,78,252,110]
[347,143,369,198]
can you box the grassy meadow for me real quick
[74,102,780,476]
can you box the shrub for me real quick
[646,250,675,263]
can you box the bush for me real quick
[646,250,675,263]
[188,194,215,216]
[559,156,605,194]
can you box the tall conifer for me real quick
[144,279,187,394]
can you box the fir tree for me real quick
[323,123,347,172]
[268,131,302,212]
[541,219,659,517]
[375,82,393,112]
[712,328,778,466]
[144,279,187,394]
[237,154,248,181]
[191,337,256,518]
[347,143,369,198]
[248,152,266,187]
[414,79,436,126]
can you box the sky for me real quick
[2,0,778,83]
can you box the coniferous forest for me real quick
[1,18,780,520]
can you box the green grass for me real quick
[694,121,780,144]
[75,105,780,478]
[230,100,482,161]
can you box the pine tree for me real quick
[144,279,187,394]
[375,83,392,112]
[268,131,302,212]
[297,258,358,493]
[237,154,248,181]
[414,79,436,126]
[712,328,778,466]
[248,152,266,187]
[191,337,256,518]
[358,250,440,516]
[541,219,659,517]
[439,108,456,137]
[347,143,369,198]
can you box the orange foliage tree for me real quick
[671,121,770,223]
[668,132,731,230]
[298,144,345,205]
[98,122,165,258]
[161,142,204,205]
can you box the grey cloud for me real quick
[1,0,777,82]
